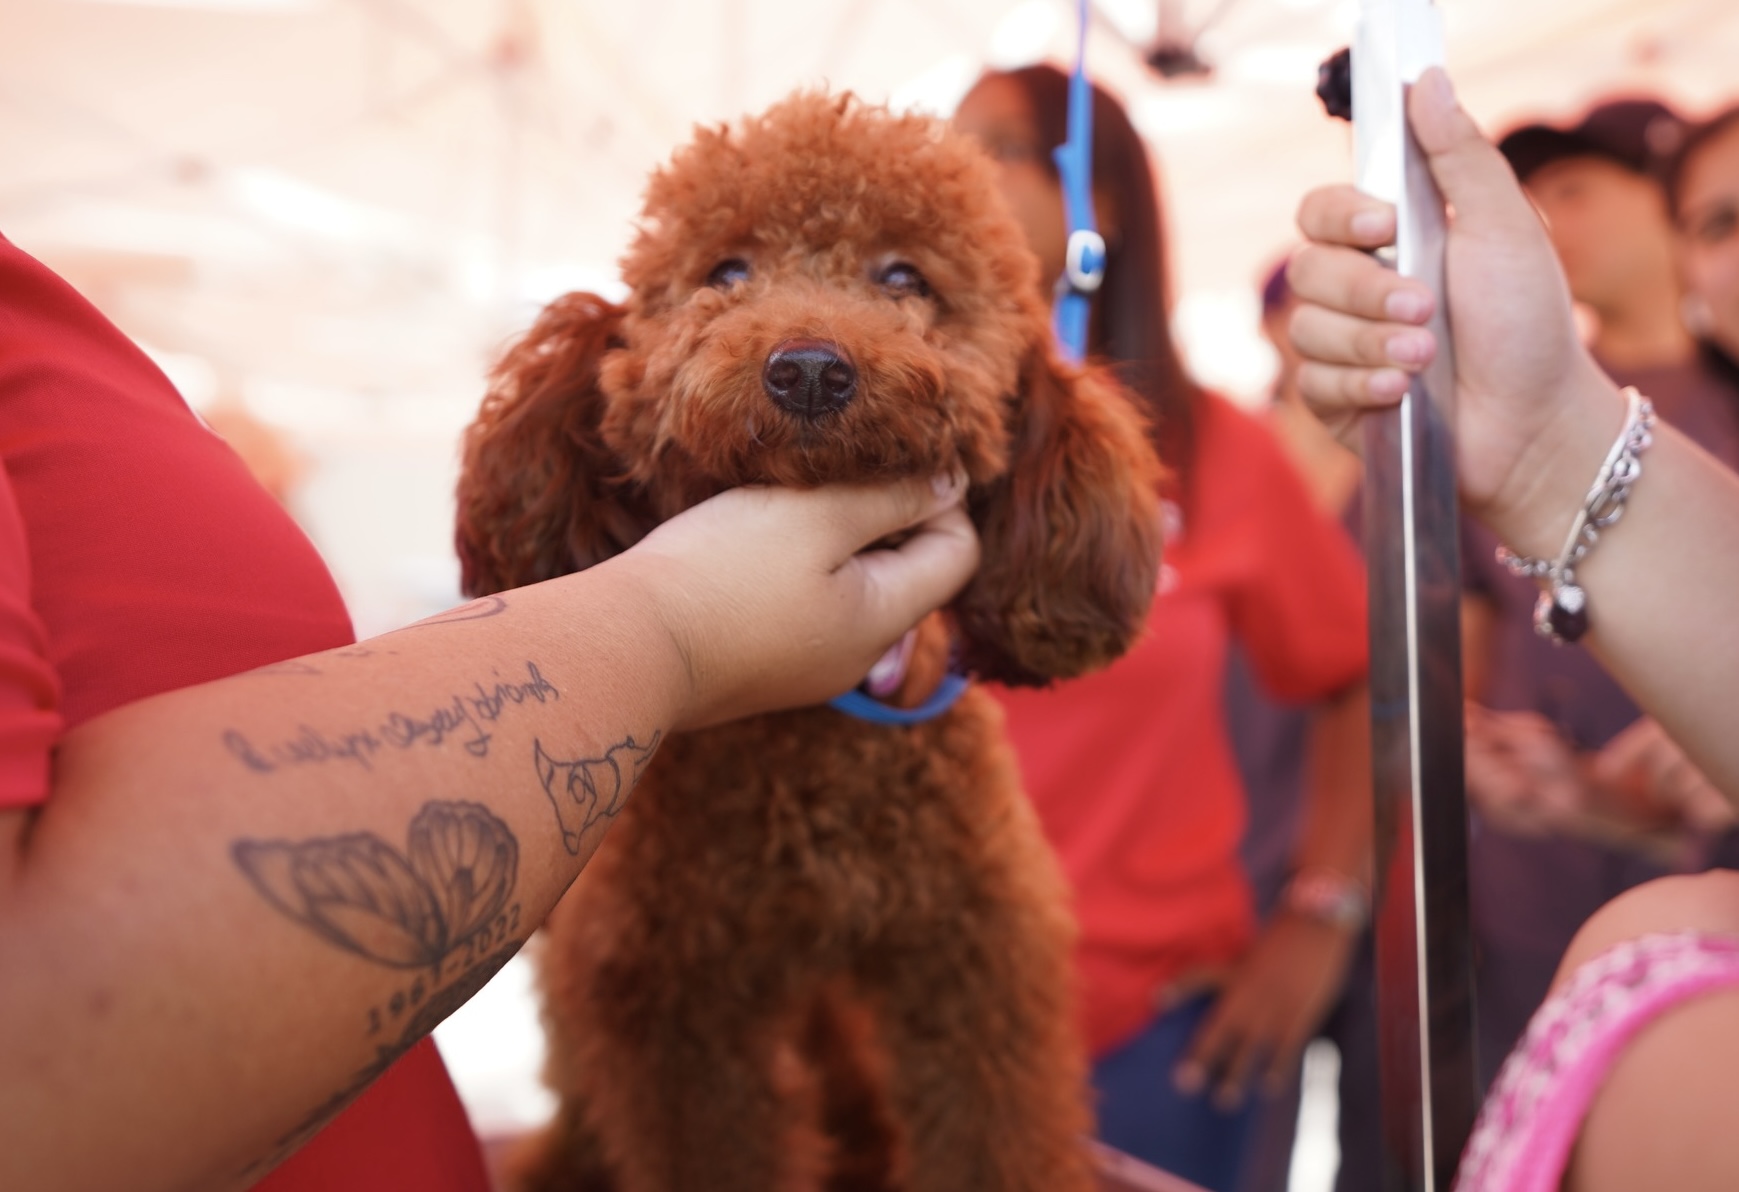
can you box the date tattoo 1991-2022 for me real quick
[231,799,527,1176]
[227,718,665,1177]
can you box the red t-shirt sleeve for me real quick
[1213,399,1368,702]
[0,457,61,809]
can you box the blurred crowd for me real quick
[947,63,1739,1192]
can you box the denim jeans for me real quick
[1091,995,1258,1192]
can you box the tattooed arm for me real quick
[0,476,976,1192]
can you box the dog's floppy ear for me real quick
[954,341,1165,686]
[456,292,653,597]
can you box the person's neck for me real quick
[1593,275,1695,371]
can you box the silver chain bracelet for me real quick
[1496,387,1655,645]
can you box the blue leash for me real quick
[1052,0,1105,364]
[831,0,1096,726]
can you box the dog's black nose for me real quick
[762,339,857,418]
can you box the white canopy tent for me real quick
[4,0,1736,630]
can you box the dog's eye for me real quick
[705,259,751,289]
[876,261,931,300]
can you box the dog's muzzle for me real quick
[761,338,857,419]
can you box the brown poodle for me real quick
[457,92,1163,1192]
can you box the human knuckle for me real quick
[1360,324,1397,364]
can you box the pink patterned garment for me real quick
[1456,931,1739,1191]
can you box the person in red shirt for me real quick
[954,66,1371,1192]
[0,232,979,1192]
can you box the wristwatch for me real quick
[1281,868,1369,930]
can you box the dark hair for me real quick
[1259,255,1292,315]
[1667,103,1739,219]
[977,64,1199,490]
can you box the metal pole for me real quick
[1350,4,1479,1188]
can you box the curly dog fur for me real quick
[457,92,1163,1192]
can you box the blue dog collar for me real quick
[827,672,971,726]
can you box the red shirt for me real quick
[0,235,488,1190]
[993,393,1367,1057]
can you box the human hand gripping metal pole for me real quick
[1319,4,1479,1188]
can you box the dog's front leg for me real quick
[866,901,1098,1191]
[579,987,831,1192]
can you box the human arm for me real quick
[0,475,977,1192]
[1286,68,1739,803]
[1170,405,1373,1105]
[1174,679,1370,1107]
[1586,716,1735,840]
[1464,704,1733,861]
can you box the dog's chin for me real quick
[642,437,958,524]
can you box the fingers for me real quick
[1286,239,1437,420]
[1262,1028,1311,1097]
[1295,360,1412,413]
[1176,994,1289,1110]
[1681,781,1738,834]
[1605,721,1738,833]
[1174,1001,1238,1102]
[1289,243,1436,326]
[1408,69,1541,242]
[809,471,970,569]
[1291,304,1437,371]
[850,501,981,637]
[1295,185,1397,251]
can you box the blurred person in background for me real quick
[954,64,1372,1191]
[1230,260,1380,1192]
[1456,95,1739,1089]
[1670,104,1739,378]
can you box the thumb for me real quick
[849,501,981,634]
[1408,69,1537,236]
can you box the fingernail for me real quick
[1173,1064,1205,1095]
[1385,288,1431,322]
[1416,66,1455,114]
[1386,331,1434,365]
[1350,208,1391,240]
[1370,369,1410,399]
[930,469,966,502]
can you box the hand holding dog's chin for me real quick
[606,476,980,731]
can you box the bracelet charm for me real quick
[1497,388,1654,646]
[1535,581,1587,643]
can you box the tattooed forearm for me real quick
[535,731,663,854]
[397,594,510,630]
[233,800,521,972]
[231,798,529,1178]
[247,596,513,680]
[237,938,523,1181]
[224,661,560,773]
